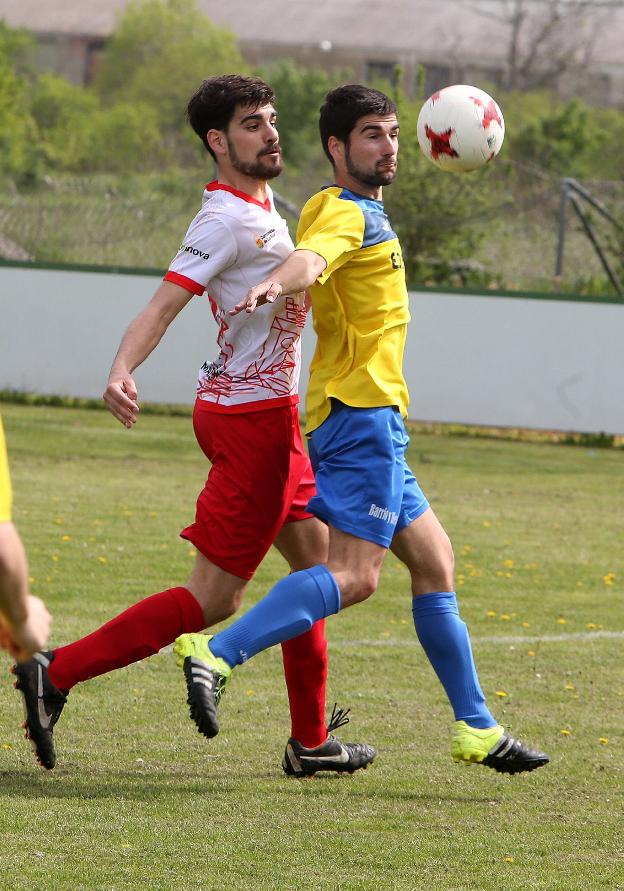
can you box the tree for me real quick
[0,28,39,182]
[462,0,622,92]
[94,0,244,158]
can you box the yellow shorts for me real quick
[0,416,13,523]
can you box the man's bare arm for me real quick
[103,281,194,427]
[230,249,327,316]
[0,522,51,661]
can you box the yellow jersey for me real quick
[296,187,410,434]
[0,416,13,523]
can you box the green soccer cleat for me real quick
[173,633,232,740]
[451,720,550,775]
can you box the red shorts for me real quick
[180,400,316,580]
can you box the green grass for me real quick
[0,402,623,891]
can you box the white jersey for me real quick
[164,181,306,411]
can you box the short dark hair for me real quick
[187,74,275,160]
[319,84,397,164]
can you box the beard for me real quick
[345,144,397,187]
[227,138,283,180]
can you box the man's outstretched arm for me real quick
[230,249,326,316]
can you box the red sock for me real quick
[48,587,205,691]
[280,618,327,748]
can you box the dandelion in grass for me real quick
[599,738,609,745]
[98,556,108,564]
[486,610,496,618]
[564,683,575,691]
[602,573,616,586]
[483,520,492,528]
[496,690,508,698]
[51,554,59,562]
[504,856,514,863]
[586,622,597,630]
[560,729,572,736]
[527,649,535,657]
[501,614,510,621]
[521,622,530,628]
[557,617,567,625]
[61,535,71,542]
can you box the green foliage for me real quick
[260,59,348,167]
[93,0,244,158]
[30,74,99,170]
[500,90,624,181]
[90,102,168,173]
[0,55,39,183]
[0,19,34,72]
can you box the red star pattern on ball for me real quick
[470,96,502,129]
[424,124,459,159]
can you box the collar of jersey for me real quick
[205,180,271,211]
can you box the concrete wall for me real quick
[1,264,623,434]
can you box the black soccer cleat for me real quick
[482,730,550,775]
[12,651,68,770]
[282,704,377,777]
[181,656,222,739]
[451,720,549,775]
[173,634,233,740]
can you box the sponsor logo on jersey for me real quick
[180,243,210,260]
[255,228,277,249]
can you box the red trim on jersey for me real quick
[163,270,205,295]
[205,180,271,212]
[195,394,298,414]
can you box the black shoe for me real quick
[12,651,68,770]
[282,704,377,777]
[483,731,550,775]
[181,656,224,739]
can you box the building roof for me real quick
[1,0,622,65]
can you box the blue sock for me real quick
[412,591,496,729]
[210,565,341,668]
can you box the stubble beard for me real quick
[345,144,397,188]
[227,138,283,180]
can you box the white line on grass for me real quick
[329,630,624,647]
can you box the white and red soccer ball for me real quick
[416,84,505,172]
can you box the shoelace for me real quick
[326,703,351,734]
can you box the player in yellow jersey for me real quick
[174,85,549,775]
[0,415,51,661]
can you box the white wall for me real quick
[1,265,623,434]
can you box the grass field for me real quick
[0,402,622,891]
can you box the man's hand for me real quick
[229,280,283,316]
[103,374,140,428]
[0,595,51,662]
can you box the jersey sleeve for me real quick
[164,213,238,295]
[295,191,365,284]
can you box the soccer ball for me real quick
[416,84,505,172]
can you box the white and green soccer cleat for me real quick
[173,633,232,739]
[451,720,549,774]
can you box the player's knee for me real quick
[340,569,379,606]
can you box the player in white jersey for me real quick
[13,75,375,777]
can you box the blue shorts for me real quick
[307,401,429,547]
